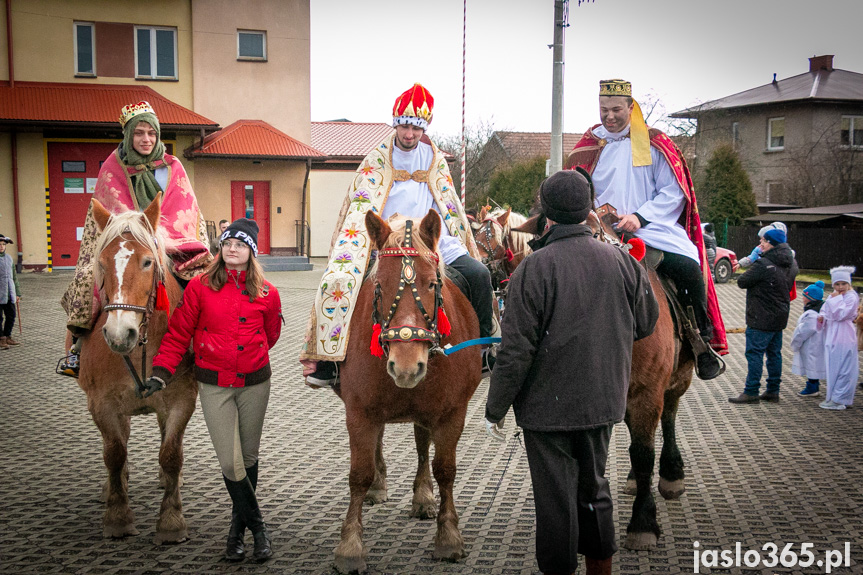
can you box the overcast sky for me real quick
[310,0,863,139]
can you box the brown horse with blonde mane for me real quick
[472,206,533,290]
[512,209,695,551]
[331,209,481,573]
[76,194,197,543]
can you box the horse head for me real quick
[366,209,445,389]
[92,193,166,354]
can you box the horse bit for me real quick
[101,229,163,397]
[371,220,448,358]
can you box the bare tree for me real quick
[434,119,500,207]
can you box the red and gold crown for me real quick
[392,83,434,129]
[119,101,156,128]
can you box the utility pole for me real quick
[549,0,567,175]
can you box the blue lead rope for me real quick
[442,337,502,356]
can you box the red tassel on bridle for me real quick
[370,323,384,358]
[155,281,171,317]
[626,237,646,261]
[505,248,514,262]
[437,307,451,337]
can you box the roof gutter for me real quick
[300,159,311,257]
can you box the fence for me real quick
[727,226,863,272]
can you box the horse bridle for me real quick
[475,218,515,288]
[101,229,163,396]
[371,220,446,358]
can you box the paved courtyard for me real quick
[1,267,861,575]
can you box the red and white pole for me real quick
[460,0,467,206]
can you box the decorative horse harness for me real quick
[101,228,170,397]
[370,220,451,358]
[474,217,516,289]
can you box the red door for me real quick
[230,181,270,255]
[48,142,118,267]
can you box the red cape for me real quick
[566,125,728,355]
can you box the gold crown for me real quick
[599,79,632,97]
[119,101,156,127]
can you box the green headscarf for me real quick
[119,111,167,209]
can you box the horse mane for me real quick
[93,209,168,286]
[487,208,532,257]
[369,216,445,278]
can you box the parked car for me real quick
[713,246,737,284]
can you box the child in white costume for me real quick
[816,266,860,410]
[790,282,826,397]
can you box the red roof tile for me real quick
[493,131,584,161]
[186,120,325,159]
[0,81,217,130]
[311,121,394,158]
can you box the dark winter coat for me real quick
[152,269,283,387]
[737,243,798,331]
[485,224,659,431]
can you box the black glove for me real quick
[140,375,167,398]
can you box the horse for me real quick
[511,210,695,550]
[76,193,197,543]
[331,209,482,573]
[472,206,533,291]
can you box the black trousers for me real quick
[448,254,493,338]
[523,425,617,574]
[656,251,712,342]
[0,301,15,337]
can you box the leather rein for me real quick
[101,230,164,397]
[371,220,447,358]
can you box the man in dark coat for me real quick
[485,169,658,575]
[729,228,799,404]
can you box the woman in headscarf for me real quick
[59,101,212,375]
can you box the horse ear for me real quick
[479,205,488,221]
[497,207,511,227]
[91,198,112,232]
[512,214,541,235]
[419,209,441,248]
[142,192,163,232]
[365,211,391,249]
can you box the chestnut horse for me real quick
[331,210,481,573]
[76,194,197,543]
[512,212,694,550]
[472,207,532,291]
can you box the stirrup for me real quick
[305,361,339,389]
[56,351,80,378]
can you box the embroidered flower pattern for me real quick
[351,190,371,211]
[445,202,459,218]
[329,325,342,341]
[344,226,360,239]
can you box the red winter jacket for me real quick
[152,270,283,387]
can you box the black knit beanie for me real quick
[539,167,594,225]
[220,218,259,256]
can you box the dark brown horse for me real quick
[512,212,694,550]
[331,210,482,573]
[76,194,197,543]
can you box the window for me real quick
[74,22,96,76]
[135,26,177,79]
[841,116,863,148]
[62,161,86,173]
[767,117,784,151]
[238,30,267,60]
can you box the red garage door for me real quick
[48,142,118,268]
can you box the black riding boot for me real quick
[224,463,259,561]
[223,473,272,562]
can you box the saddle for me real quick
[591,204,712,360]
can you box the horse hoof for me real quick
[103,524,139,538]
[154,528,189,545]
[623,478,638,495]
[433,544,466,562]
[658,478,685,500]
[364,489,388,505]
[409,501,438,519]
[624,531,657,551]
[334,554,367,574]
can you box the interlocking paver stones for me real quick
[1,269,861,574]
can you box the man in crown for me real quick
[566,79,727,380]
[300,83,494,387]
[58,101,212,376]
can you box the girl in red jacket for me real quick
[144,218,282,562]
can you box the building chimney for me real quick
[808,54,834,72]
